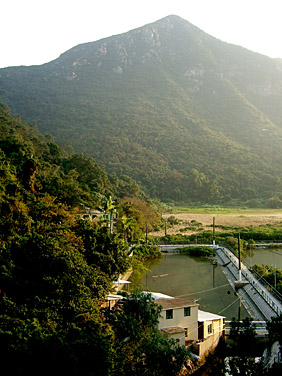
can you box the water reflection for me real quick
[130,253,249,320]
[129,248,282,320]
[243,247,282,268]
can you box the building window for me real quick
[184,307,191,317]
[208,324,212,334]
[166,309,173,319]
[185,328,188,338]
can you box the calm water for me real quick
[243,247,282,268]
[129,248,282,321]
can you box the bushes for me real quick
[178,246,216,258]
[132,243,161,259]
[252,264,282,295]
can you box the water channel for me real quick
[129,247,282,321]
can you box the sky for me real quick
[1,0,282,68]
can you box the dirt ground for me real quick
[150,212,282,236]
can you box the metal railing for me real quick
[225,320,268,336]
[217,245,282,316]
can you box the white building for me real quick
[148,292,225,358]
[195,310,226,357]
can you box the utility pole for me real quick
[213,216,215,246]
[212,261,217,288]
[146,223,148,244]
[238,299,241,321]
[274,264,277,289]
[238,233,242,281]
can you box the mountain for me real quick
[1,15,282,205]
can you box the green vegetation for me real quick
[226,318,265,375]
[177,246,215,258]
[195,317,282,375]
[252,264,282,296]
[0,105,188,375]
[110,292,189,375]
[165,216,204,233]
[158,223,282,246]
[2,16,282,205]
[132,243,162,260]
[171,206,282,215]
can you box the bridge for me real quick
[225,320,268,337]
[215,246,282,321]
[159,244,282,321]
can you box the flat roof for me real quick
[105,294,124,301]
[161,326,185,334]
[198,310,225,322]
[156,297,199,310]
[143,291,174,300]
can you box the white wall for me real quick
[158,305,198,341]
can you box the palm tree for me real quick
[99,195,118,233]
[119,215,135,242]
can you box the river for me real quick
[129,247,282,321]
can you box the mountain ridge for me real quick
[1,15,282,204]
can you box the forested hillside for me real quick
[2,15,282,204]
[0,104,191,374]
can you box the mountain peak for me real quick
[1,16,282,204]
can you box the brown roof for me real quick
[156,298,199,310]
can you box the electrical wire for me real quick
[176,252,276,317]
[175,282,231,298]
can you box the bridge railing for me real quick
[248,267,282,303]
[217,244,282,315]
[225,320,268,336]
[241,269,282,316]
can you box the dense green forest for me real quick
[2,104,282,374]
[2,16,282,205]
[0,104,190,375]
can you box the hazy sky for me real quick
[1,0,282,68]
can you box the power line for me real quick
[175,282,231,298]
[217,296,241,315]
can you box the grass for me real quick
[170,206,282,215]
[151,207,282,237]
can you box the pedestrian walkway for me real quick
[215,246,282,321]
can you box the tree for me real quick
[98,195,118,233]
[120,196,160,233]
[226,318,265,376]
[72,219,131,281]
[267,313,282,373]
[111,292,189,375]
[0,218,115,375]
[62,153,112,197]
[117,214,135,242]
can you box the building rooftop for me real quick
[156,297,199,310]
[198,310,225,322]
[161,326,185,334]
[143,291,174,300]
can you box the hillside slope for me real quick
[1,15,282,204]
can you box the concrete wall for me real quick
[167,330,186,347]
[158,305,198,341]
[195,318,225,357]
[201,318,224,340]
[194,330,223,357]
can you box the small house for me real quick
[194,310,225,357]
[150,293,199,347]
